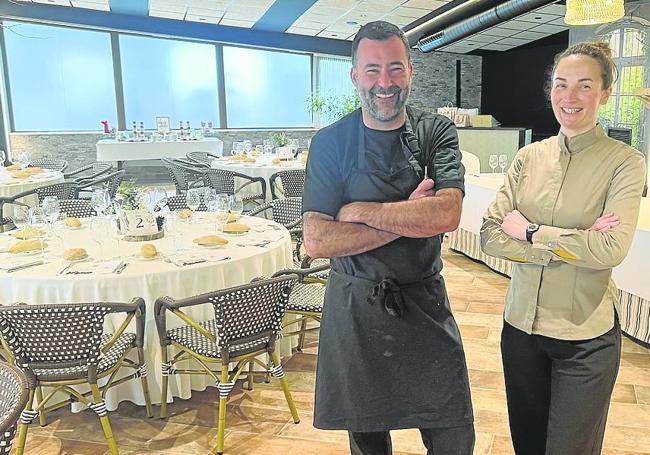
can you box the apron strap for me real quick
[366,278,405,318]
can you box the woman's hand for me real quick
[590,212,619,232]
[501,210,530,241]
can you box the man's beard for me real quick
[359,84,410,123]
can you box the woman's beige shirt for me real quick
[481,125,646,340]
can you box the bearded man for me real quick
[302,20,475,455]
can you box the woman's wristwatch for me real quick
[526,223,540,244]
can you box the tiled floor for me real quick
[20,248,650,454]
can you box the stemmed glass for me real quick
[91,188,111,217]
[185,188,202,221]
[12,205,29,231]
[90,217,109,261]
[15,153,30,169]
[498,154,508,173]
[41,196,60,235]
[209,195,230,233]
[229,194,243,222]
[164,214,180,253]
[488,154,498,174]
[29,207,48,260]
[107,215,125,260]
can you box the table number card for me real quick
[122,209,159,236]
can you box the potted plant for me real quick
[270,132,289,147]
[115,181,163,239]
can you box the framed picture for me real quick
[155,116,170,133]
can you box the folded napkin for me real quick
[167,252,208,267]
[64,259,123,275]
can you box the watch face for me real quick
[528,223,540,232]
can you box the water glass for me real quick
[91,188,111,216]
[488,154,498,174]
[498,154,508,173]
[243,140,253,153]
[186,188,202,218]
[29,207,48,260]
[107,215,125,260]
[12,205,30,230]
[42,196,60,226]
[164,214,180,253]
[90,217,109,261]
[15,152,30,169]
[229,194,243,221]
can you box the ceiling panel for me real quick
[516,11,561,24]
[529,23,568,34]
[480,27,521,38]
[480,42,516,51]
[497,37,531,47]
[511,30,548,41]
[32,0,71,5]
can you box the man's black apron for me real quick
[313,112,473,432]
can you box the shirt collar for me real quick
[557,124,606,155]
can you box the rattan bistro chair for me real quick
[64,162,113,184]
[29,158,68,173]
[202,168,266,209]
[0,362,30,455]
[154,275,300,455]
[58,199,97,218]
[247,197,303,258]
[12,181,81,206]
[269,169,305,199]
[273,262,329,351]
[0,300,153,455]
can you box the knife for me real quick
[8,260,46,273]
[182,259,207,266]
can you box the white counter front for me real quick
[96,138,223,164]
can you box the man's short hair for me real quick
[351,21,411,66]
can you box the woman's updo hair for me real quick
[551,41,618,90]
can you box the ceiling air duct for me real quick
[414,0,558,53]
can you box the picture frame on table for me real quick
[156,116,170,134]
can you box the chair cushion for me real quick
[286,283,325,314]
[33,333,135,381]
[166,319,268,359]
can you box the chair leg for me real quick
[137,347,153,418]
[35,384,47,426]
[90,383,119,455]
[216,367,229,455]
[270,351,300,424]
[15,389,35,455]
[297,318,308,352]
[246,360,254,391]
[160,347,169,419]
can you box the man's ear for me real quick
[350,67,358,87]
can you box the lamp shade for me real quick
[565,0,625,26]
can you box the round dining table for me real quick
[0,168,64,217]
[210,156,305,201]
[0,213,295,410]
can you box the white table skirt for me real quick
[211,158,305,201]
[451,173,650,343]
[96,138,224,162]
[0,170,64,218]
[0,214,295,409]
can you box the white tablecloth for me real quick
[211,158,305,201]
[0,214,294,409]
[96,138,224,162]
[450,173,650,342]
[0,170,64,217]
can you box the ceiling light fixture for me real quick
[564,0,624,25]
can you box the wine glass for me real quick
[185,188,202,220]
[15,153,30,170]
[107,215,125,260]
[229,194,243,222]
[90,217,109,261]
[41,196,60,235]
[243,140,253,154]
[488,154,498,174]
[29,207,48,260]
[498,154,508,173]
[12,205,30,231]
[91,188,111,217]
[147,186,168,210]
[164,213,180,253]
[209,195,229,233]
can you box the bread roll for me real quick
[65,217,82,228]
[193,235,228,246]
[5,164,21,171]
[10,170,30,179]
[63,248,87,261]
[140,243,158,258]
[25,167,43,174]
[9,239,47,254]
[222,223,250,234]
[14,227,45,240]
[244,157,256,163]
[177,208,192,219]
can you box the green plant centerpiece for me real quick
[115,181,163,241]
[270,132,289,147]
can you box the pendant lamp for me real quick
[565,0,625,26]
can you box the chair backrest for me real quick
[157,194,208,212]
[29,158,68,172]
[162,158,191,193]
[0,362,29,455]
[271,197,302,227]
[270,169,305,199]
[72,162,113,183]
[209,275,297,358]
[202,169,235,195]
[460,150,481,175]
[79,170,125,199]
[34,182,80,203]
[59,199,96,218]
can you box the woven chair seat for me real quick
[167,320,268,359]
[32,333,135,381]
[286,283,325,313]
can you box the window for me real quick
[599,25,648,151]
[3,21,116,131]
[120,34,220,130]
[223,46,312,128]
[315,56,356,126]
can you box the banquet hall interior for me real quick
[0,0,649,454]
